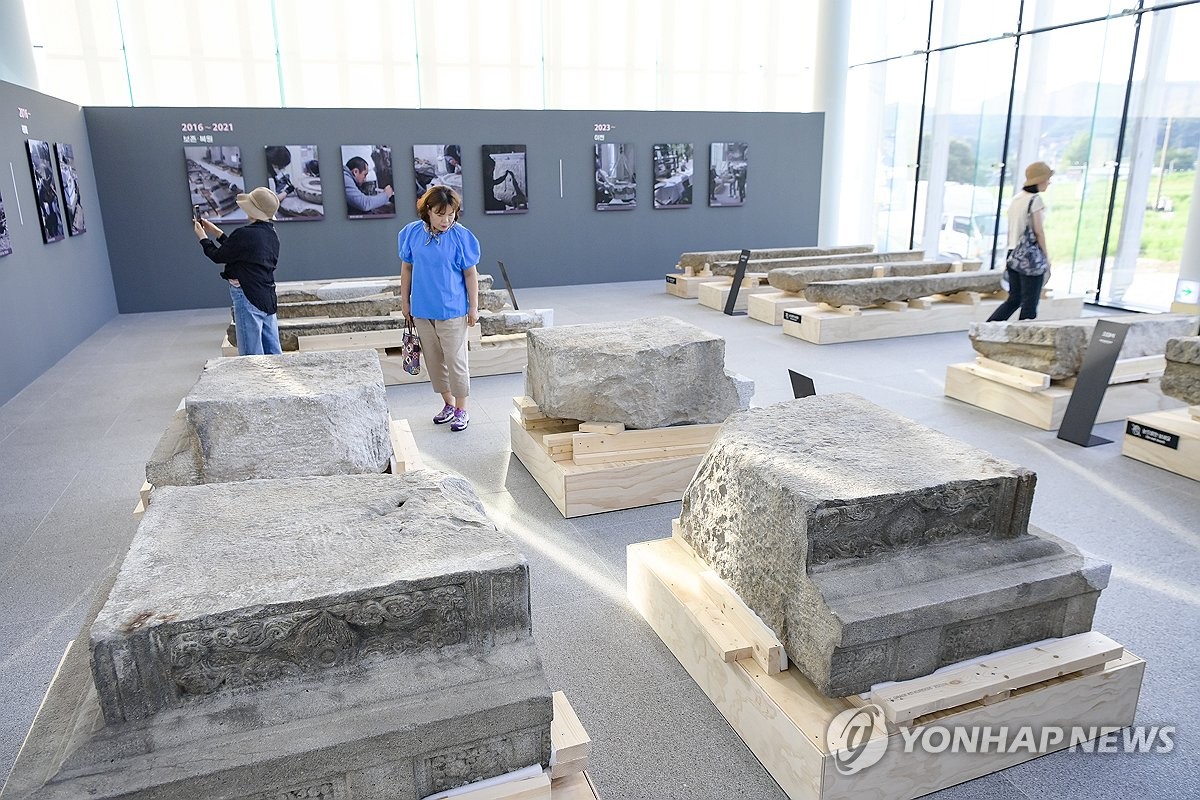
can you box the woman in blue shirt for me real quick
[399,186,480,431]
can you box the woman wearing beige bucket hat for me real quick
[194,187,283,355]
[987,161,1054,321]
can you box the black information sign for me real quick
[1057,320,1130,447]
[665,275,678,284]
[496,260,519,311]
[783,310,802,324]
[723,249,752,316]
[1125,420,1180,449]
[789,370,816,399]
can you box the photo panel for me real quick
[709,142,748,207]
[413,144,463,201]
[26,139,66,243]
[482,145,528,215]
[342,145,395,219]
[185,146,247,223]
[594,142,636,211]
[266,145,323,221]
[652,143,694,209]
[0,187,12,257]
[54,143,86,235]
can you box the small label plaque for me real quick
[783,310,802,323]
[1125,421,1180,450]
[665,275,678,284]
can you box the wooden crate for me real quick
[508,397,717,518]
[666,272,726,298]
[781,293,1085,344]
[944,357,1182,430]
[747,292,815,325]
[627,535,1145,800]
[1122,406,1200,481]
[135,417,422,515]
[697,274,775,312]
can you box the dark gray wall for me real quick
[84,106,822,313]
[0,80,117,406]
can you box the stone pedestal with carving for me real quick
[1162,336,1200,403]
[1,471,552,800]
[145,350,391,487]
[677,393,1111,697]
[525,316,753,429]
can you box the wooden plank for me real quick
[562,453,705,517]
[452,773,550,800]
[578,422,625,434]
[960,359,1051,392]
[1109,355,1166,384]
[904,298,931,310]
[746,292,812,326]
[882,301,909,312]
[509,412,568,516]
[479,332,527,347]
[514,396,545,420]
[571,442,710,466]
[468,339,528,377]
[389,418,423,473]
[1122,407,1200,481]
[870,632,1124,725]
[296,329,407,351]
[220,335,238,357]
[542,431,578,451]
[570,423,721,455]
[697,280,776,312]
[551,691,592,768]
[628,537,1146,800]
[1191,404,1200,421]
[139,481,153,507]
[549,772,601,800]
[666,273,728,298]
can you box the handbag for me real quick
[402,319,422,376]
[1007,197,1049,277]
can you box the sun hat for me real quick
[235,186,280,220]
[1024,161,1054,186]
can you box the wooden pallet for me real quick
[508,397,718,517]
[697,274,774,312]
[1122,405,1200,481]
[747,292,815,325]
[666,271,724,298]
[627,535,1144,800]
[944,356,1182,430]
[781,293,1086,344]
[135,417,422,515]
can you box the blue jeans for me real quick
[987,268,1045,322]
[230,285,281,355]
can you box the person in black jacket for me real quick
[193,187,283,355]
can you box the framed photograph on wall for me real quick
[709,142,748,207]
[266,145,323,221]
[26,139,66,243]
[413,144,463,200]
[54,143,86,235]
[185,146,247,223]
[482,145,528,214]
[341,145,395,219]
[652,143,694,209]
[0,187,12,257]
[594,142,636,211]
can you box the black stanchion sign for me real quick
[789,370,816,399]
[1057,320,1129,447]
[723,249,752,316]
[496,260,519,310]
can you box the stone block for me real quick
[766,264,877,293]
[804,270,1002,307]
[710,249,924,277]
[479,309,551,337]
[4,472,552,800]
[147,350,391,485]
[1162,335,1200,403]
[228,316,405,351]
[479,288,513,312]
[144,408,202,487]
[677,393,1110,697]
[525,316,752,429]
[276,293,404,319]
[677,244,874,272]
[970,314,1200,379]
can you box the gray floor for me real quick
[1,280,1196,799]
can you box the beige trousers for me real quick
[414,316,470,399]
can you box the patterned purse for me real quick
[1007,197,1049,277]
[402,320,422,376]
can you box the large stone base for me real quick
[1,633,550,800]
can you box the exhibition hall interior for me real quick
[1,1,1198,799]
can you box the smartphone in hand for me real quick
[193,204,202,221]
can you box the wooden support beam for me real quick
[570,423,721,455]
[578,422,625,434]
[965,358,1052,391]
[571,442,711,466]
[1109,355,1166,384]
[388,418,423,473]
[550,691,592,776]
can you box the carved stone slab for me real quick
[276,293,404,319]
[525,316,752,429]
[92,471,536,722]
[803,270,1003,307]
[275,274,493,305]
[765,261,963,294]
[678,244,873,271]
[709,249,925,277]
[479,309,551,337]
[146,350,391,485]
[1162,335,1200,403]
[479,288,514,312]
[677,393,1111,696]
[970,314,1200,379]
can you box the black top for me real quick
[200,221,280,315]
